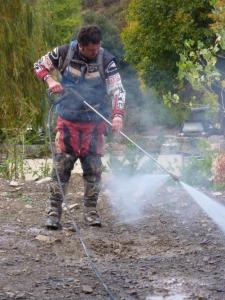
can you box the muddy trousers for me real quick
[47,153,102,216]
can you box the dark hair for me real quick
[77,25,102,46]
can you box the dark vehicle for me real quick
[179,106,220,137]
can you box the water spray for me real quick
[47,85,225,299]
[87,89,225,237]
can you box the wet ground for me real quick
[1,174,225,300]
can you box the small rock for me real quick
[9,181,20,187]
[65,193,74,200]
[35,234,61,244]
[9,270,22,276]
[203,256,209,262]
[69,203,79,210]
[209,260,217,264]
[128,289,137,296]
[4,229,15,234]
[35,256,40,262]
[62,203,68,211]
[212,192,222,196]
[25,204,32,209]
[15,292,26,299]
[9,187,22,192]
[36,177,51,184]
[125,278,132,284]
[5,292,15,298]
[28,227,42,236]
[200,239,209,245]
[62,203,79,211]
[63,225,76,232]
[82,285,93,294]
[114,248,121,254]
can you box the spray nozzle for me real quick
[168,172,180,182]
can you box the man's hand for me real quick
[112,115,123,132]
[46,76,64,94]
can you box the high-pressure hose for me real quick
[47,94,117,300]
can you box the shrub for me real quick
[212,153,225,187]
[181,140,215,187]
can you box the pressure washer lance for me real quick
[66,87,180,183]
[47,91,117,300]
[84,99,179,181]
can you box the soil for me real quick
[1,174,225,300]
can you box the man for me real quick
[34,25,126,229]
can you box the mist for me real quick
[104,88,178,224]
[106,173,169,224]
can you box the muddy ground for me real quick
[1,174,225,300]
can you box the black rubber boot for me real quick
[84,206,101,227]
[45,211,62,230]
[45,153,75,230]
[45,199,62,230]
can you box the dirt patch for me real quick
[0,175,225,299]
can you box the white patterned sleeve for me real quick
[105,61,126,117]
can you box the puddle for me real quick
[146,294,186,300]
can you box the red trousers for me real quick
[55,116,107,156]
[50,117,107,207]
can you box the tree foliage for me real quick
[45,0,81,46]
[122,0,214,89]
[210,0,225,49]
[122,0,225,121]
[0,0,82,138]
[0,0,50,132]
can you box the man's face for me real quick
[78,42,101,59]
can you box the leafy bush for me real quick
[0,131,26,179]
[121,0,224,123]
[212,153,225,188]
[181,140,215,187]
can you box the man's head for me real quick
[77,25,102,59]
